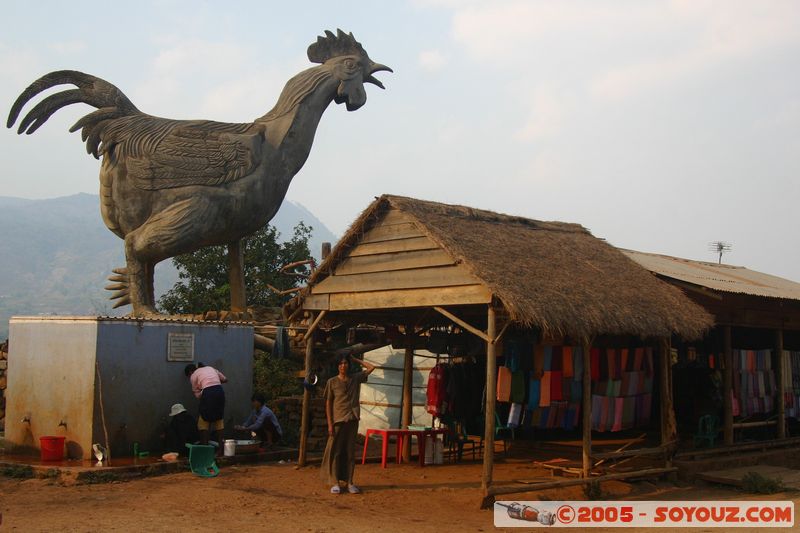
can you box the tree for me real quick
[158,222,313,314]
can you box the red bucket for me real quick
[40,436,66,461]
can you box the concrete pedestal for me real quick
[4,316,253,459]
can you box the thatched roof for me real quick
[305,195,713,340]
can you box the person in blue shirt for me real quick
[235,393,282,446]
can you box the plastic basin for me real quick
[40,436,66,461]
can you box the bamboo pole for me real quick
[302,310,327,342]
[481,305,497,497]
[401,327,414,461]
[433,306,491,343]
[487,467,677,498]
[659,338,677,467]
[723,325,734,445]
[582,341,592,478]
[95,361,111,464]
[298,312,316,466]
[776,328,785,439]
[227,240,246,312]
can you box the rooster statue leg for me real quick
[123,231,159,316]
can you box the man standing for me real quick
[235,393,283,446]
[320,354,375,494]
[184,363,227,447]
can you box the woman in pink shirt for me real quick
[184,363,228,447]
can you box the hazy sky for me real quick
[2,1,798,281]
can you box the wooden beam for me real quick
[481,305,497,498]
[486,467,677,499]
[298,312,316,467]
[312,265,480,294]
[433,306,491,343]
[302,293,330,311]
[227,240,246,312]
[582,342,592,478]
[401,329,414,462]
[360,222,425,244]
[723,325,734,445]
[348,236,439,257]
[302,310,327,342]
[494,322,511,345]
[659,338,677,467]
[327,285,492,311]
[776,328,786,439]
[336,248,455,276]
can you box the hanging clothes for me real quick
[497,366,512,403]
[426,363,447,416]
[510,370,526,404]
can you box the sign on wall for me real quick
[167,333,195,362]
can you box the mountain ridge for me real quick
[0,193,337,338]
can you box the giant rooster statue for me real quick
[7,30,391,316]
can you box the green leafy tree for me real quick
[158,223,313,314]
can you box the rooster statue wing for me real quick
[7,30,391,316]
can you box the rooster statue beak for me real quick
[365,63,393,90]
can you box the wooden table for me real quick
[361,428,450,468]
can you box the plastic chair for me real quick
[693,414,720,448]
[185,443,219,477]
[440,415,481,462]
[477,413,514,455]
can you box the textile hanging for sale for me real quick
[590,346,655,432]
[784,351,800,419]
[497,366,512,402]
[731,349,775,417]
[426,363,447,416]
[525,344,586,429]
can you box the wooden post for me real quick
[401,327,414,461]
[659,338,677,466]
[776,328,786,439]
[227,240,246,312]
[321,242,332,260]
[298,312,316,466]
[723,325,734,445]
[481,305,497,497]
[582,341,592,478]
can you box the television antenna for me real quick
[708,241,732,264]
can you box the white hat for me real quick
[169,403,187,417]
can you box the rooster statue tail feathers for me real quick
[6,70,139,158]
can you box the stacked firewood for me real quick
[0,340,7,432]
[271,395,327,451]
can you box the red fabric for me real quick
[497,366,512,402]
[426,364,445,416]
[591,348,601,381]
[562,346,573,378]
[550,371,563,401]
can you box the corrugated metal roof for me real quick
[621,249,800,301]
[10,315,253,326]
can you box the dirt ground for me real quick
[1,458,799,532]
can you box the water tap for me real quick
[59,420,68,429]
[21,415,30,423]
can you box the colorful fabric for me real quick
[528,379,541,410]
[550,371,563,401]
[497,366,512,403]
[543,346,553,371]
[562,346,573,378]
[540,371,552,407]
[534,345,545,378]
[591,348,601,381]
[510,370,526,404]
[508,402,523,428]
[573,346,583,381]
